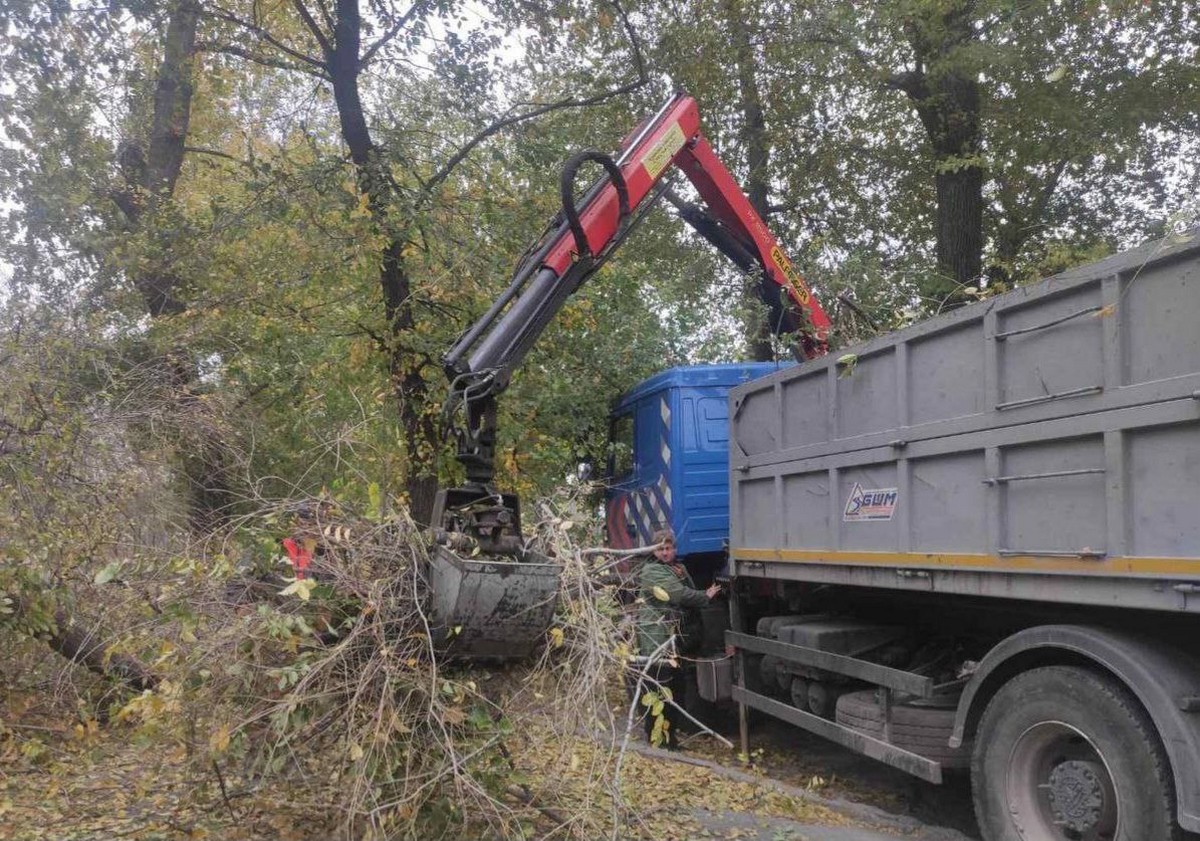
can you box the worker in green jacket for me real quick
[635,528,721,747]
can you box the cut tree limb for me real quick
[9,595,159,691]
[45,608,159,691]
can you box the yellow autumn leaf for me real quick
[651,586,670,602]
[279,579,314,601]
[349,192,371,219]
[209,723,231,755]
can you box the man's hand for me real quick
[705,583,721,599]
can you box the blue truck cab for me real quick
[604,362,789,581]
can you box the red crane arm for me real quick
[441,91,830,497]
[538,93,831,354]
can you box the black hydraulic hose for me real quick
[560,150,630,259]
[446,154,627,373]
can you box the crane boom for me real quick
[435,91,830,547]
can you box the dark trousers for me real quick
[638,662,684,749]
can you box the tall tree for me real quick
[0,0,240,529]
[725,0,775,359]
[112,0,200,318]
[201,0,646,522]
[887,0,983,299]
[552,0,923,351]
[804,0,1200,303]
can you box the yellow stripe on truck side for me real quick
[733,548,1200,578]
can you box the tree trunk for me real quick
[989,159,1069,287]
[893,1,984,304]
[10,596,159,692]
[934,164,983,295]
[726,0,776,360]
[329,0,439,524]
[123,0,199,318]
[112,1,232,531]
[46,609,159,691]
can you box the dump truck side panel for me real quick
[729,233,1200,611]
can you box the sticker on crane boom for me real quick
[843,483,898,522]
[641,122,687,179]
[769,245,812,305]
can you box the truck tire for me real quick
[775,659,793,692]
[835,689,969,768]
[807,681,847,719]
[972,665,1180,841]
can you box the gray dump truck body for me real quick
[720,233,1200,839]
[729,231,1200,612]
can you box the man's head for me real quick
[652,528,676,564]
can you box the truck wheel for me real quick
[775,659,793,692]
[972,665,1179,841]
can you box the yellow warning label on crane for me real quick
[770,245,811,304]
[641,122,686,179]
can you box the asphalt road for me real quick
[720,718,980,839]
[691,807,970,840]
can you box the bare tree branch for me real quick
[201,6,327,71]
[837,292,880,331]
[184,145,256,170]
[198,42,330,79]
[312,0,336,34]
[1032,158,1070,223]
[417,0,648,204]
[360,0,429,68]
[290,0,333,58]
[795,29,891,85]
[887,68,927,97]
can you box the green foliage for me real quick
[0,311,129,616]
[553,0,1197,311]
[0,4,1196,838]
[3,0,1195,516]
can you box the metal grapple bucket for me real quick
[427,545,561,660]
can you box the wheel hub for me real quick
[1046,759,1107,834]
[1008,721,1119,840]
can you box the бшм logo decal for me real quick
[843,482,898,522]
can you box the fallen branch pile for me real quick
[169,485,727,840]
